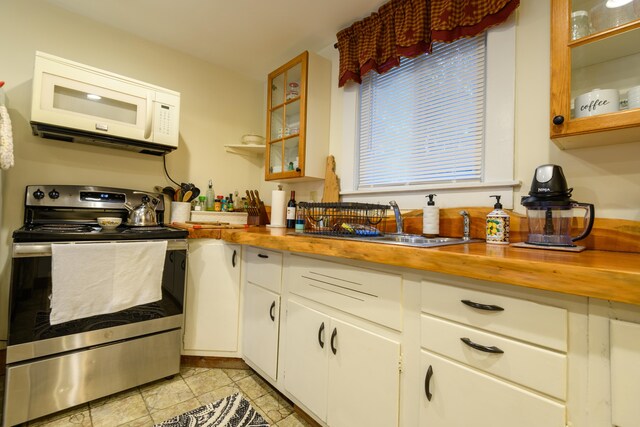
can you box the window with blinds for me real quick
[357,34,487,189]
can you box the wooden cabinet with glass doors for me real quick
[550,0,640,149]
[266,51,331,181]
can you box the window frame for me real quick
[337,17,518,209]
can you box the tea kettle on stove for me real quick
[521,164,594,247]
[124,192,161,226]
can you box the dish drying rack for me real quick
[298,202,389,237]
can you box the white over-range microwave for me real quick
[30,51,180,155]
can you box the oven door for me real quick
[7,239,187,364]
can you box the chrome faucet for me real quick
[389,200,403,234]
[459,210,471,240]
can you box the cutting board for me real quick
[322,155,340,203]
[172,222,248,230]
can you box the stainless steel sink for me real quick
[367,234,481,247]
[293,232,481,248]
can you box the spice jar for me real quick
[214,196,223,212]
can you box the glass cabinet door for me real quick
[550,0,640,148]
[266,53,307,179]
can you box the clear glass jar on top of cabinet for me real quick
[550,0,640,149]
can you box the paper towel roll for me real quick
[269,190,286,228]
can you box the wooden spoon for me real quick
[182,190,193,202]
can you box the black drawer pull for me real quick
[461,299,504,312]
[330,328,338,355]
[424,365,433,401]
[318,322,325,348]
[258,253,269,259]
[232,249,237,267]
[269,301,276,321]
[461,337,504,354]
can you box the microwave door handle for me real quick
[144,95,153,139]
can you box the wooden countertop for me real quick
[212,226,640,306]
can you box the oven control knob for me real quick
[33,189,45,200]
[49,189,60,199]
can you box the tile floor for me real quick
[1,365,315,427]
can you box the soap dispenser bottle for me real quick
[422,194,439,236]
[486,195,510,244]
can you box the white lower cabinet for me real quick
[284,299,401,427]
[419,278,579,427]
[241,246,283,381]
[420,350,565,427]
[242,281,280,381]
[183,239,241,355]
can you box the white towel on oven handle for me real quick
[50,240,168,325]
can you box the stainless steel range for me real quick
[3,185,188,426]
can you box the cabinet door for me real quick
[610,319,640,427]
[265,51,330,180]
[242,281,280,380]
[283,300,330,422]
[327,318,401,427]
[420,350,565,427]
[549,0,640,148]
[266,53,305,179]
[184,240,241,353]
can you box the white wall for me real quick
[0,0,265,341]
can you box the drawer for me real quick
[422,280,567,352]
[421,314,566,400]
[288,254,402,331]
[420,350,566,427]
[245,246,283,294]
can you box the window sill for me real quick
[340,180,522,210]
[341,180,521,196]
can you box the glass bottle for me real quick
[295,204,305,232]
[205,179,215,211]
[286,191,296,228]
[234,190,243,211]
[227,193,234,212]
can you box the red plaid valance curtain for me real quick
[337,0,520,87]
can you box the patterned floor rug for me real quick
[154,392,269,427]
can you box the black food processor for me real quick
[521,164,594,247]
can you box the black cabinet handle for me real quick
[424,365,433,401]
[330,328,338,355]
[232,249,237,267]
[269,301,276,321]
[169,252,174,262]
[461,299,504,312]
[461,337,504,354]
[318,322,325,348]
[552,115,565,125]
[258,253,269,259]
[181,259,186,271]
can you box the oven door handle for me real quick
[12,240,188,258]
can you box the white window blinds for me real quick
[357,34,487,189]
